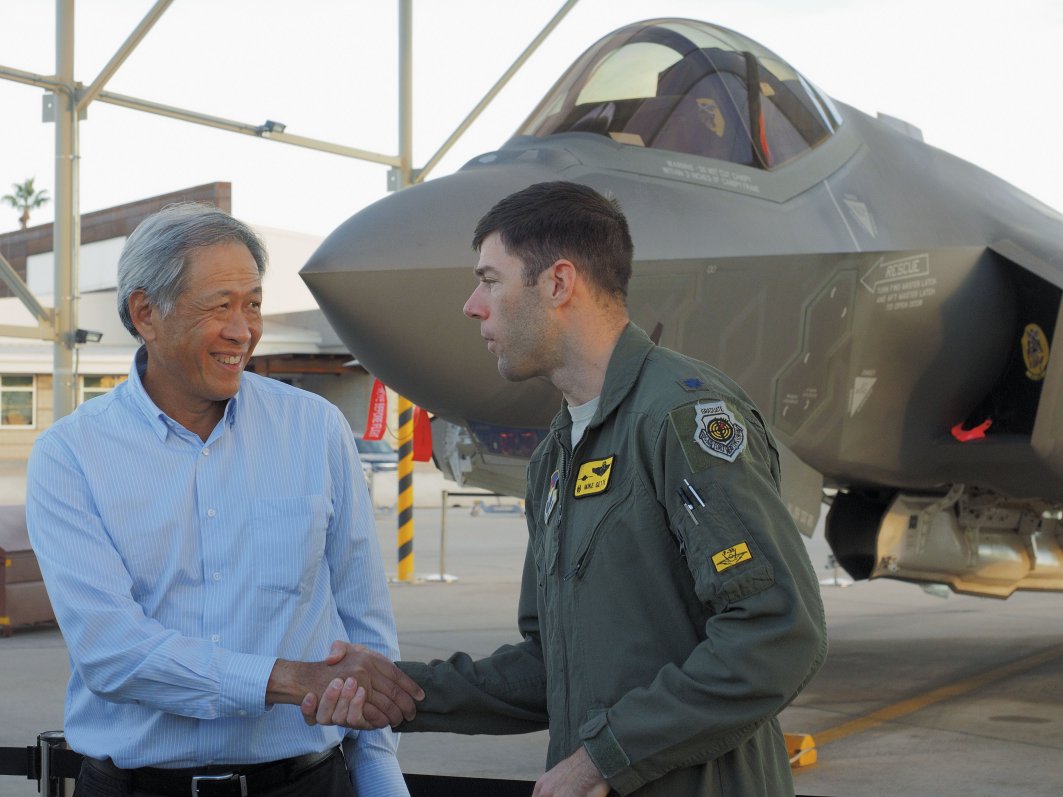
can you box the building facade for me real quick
[0,183,379,466]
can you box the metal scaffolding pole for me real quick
[0,0,581,420]
[399,0,413,189]
[394,0,417,581]
[51,0,78,420]
[415,0,580,182]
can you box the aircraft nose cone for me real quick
[300,163,563,424]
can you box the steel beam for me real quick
[76,0,174,112]
[95,90,401,166]
[0,0,580,422]
[398,0,413,188]
[51,0,78,420]
[0,65,64,92]
[416,0,581,182]
[0,252,52,326]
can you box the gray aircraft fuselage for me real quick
[302,19,1063,597]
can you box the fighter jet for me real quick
[301,18,1063,598]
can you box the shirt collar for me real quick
[597,322,654,419]
[126,346,241,442]
[551,322,654,435]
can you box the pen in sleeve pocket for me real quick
[676,489,699,525]
[683,478,706,507]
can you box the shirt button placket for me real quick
[197,443,228,657]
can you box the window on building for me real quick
[80,374,127,404]
[0,375,35,428]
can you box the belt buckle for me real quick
[190,773,248,796]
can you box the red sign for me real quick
[413,407,433,461]
[364,379,388,440]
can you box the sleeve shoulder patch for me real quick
[669,399,747,471]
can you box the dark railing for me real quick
[2,733,828,796]
[0,734,537,796]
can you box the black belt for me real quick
[84,747,339,796]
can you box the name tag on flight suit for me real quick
[573,456,615,498]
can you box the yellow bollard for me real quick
[396,394,415,581]
[785,733,817,768]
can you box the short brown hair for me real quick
[472,181,633,298]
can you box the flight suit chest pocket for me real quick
[674,480,775,611]
[532,532,548,587]
[250,495,329,594]
[561,460,635,582]
[530,509,563,585]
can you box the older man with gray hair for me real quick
[27,203,422,797]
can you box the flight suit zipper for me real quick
[552,426,590,751]
[555,435,570,528]
[551,428,573,749]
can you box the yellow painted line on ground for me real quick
[815,641,1063,746]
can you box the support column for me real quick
[394,0,416,582]
[52,0,79,420]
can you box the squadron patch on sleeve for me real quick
[693,401,746,462]
[573,456,615,498]
[712,541,752,573]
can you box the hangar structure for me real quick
[0,182,368,464]
[0,0,581,420]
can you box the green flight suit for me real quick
[399,323,827,795]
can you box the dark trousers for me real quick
[73,751,356,797]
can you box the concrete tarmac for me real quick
[2,502,1061,796]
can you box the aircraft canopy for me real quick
[518,19,841,169]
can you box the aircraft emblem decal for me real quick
[573,456,615,498]
[693,401,746,462]
[712,541,752,573]
[696,98,726,137]
[1022,323,1050,381]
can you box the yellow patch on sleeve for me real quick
[712,542,752,573]
[573,455,615,498]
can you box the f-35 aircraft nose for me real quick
[299,163,565,424]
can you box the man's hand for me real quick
[303,641,424,728]
[533,746,609,797]
[267,641,424,729]
[300,674,368,729]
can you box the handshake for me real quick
[267,641,425,729]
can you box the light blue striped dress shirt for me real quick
[26,347,408,796]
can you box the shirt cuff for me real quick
[343,732,407,796]
[579,710,644,795]
[217,651,277,716]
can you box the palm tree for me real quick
[2,178,50,229]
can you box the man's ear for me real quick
[543,259,577,307]
[128,290,157,342]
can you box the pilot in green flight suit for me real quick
[360,181,827,795]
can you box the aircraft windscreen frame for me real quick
[517,18,842,170]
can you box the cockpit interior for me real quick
[518,19,842,169]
